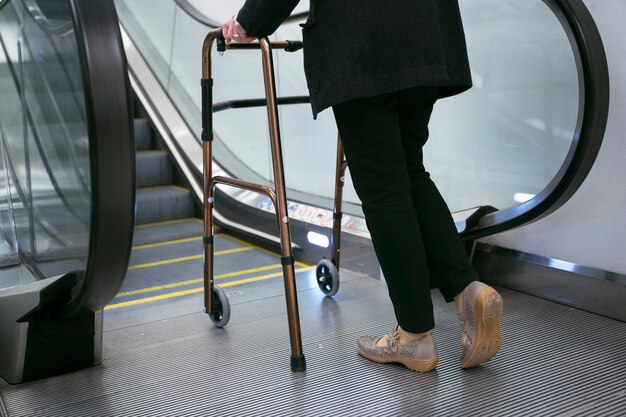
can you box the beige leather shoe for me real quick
[356,327,438,372]
[459,281,503,369]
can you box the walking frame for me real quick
[201,28,348,373]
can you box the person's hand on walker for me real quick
[222,15,255,43]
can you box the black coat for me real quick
[238,0,472,118]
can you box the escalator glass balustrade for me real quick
[0,0,90,283]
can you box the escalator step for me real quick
[132,218,203,246]
[136,150,173,188]
[135,186,194,225]
[134,119,153,151]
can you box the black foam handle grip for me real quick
[217,36,226,53]
[201,78,213,141]
[285,41,303,52]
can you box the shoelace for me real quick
[386,328,401,348]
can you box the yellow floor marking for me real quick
[218,268,313,287]
[171,185,191,193]
[106,288,204,310]
[106,267,314,310]
[135,218,202,229]
[139,184,190,193]
[115,263,283,298]
[132,236,202,250]
[127,246,252,271]
[222,234,311,268]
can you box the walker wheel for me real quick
[208,285,231,327]
[316,259,340,296]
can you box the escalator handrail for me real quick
[156,0,608,243]
[59,0,135,316]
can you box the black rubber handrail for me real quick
[59,0,135,317]
[167,0,609,243]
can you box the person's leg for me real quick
[397,86,477,303]
[333,91,440,372]
[332,91,434,334]
[397,86,503,368]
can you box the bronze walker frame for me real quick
[201,29,308,372]
[201,28,349,372]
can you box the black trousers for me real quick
[332,86,477,333]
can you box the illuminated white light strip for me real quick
[307,231,329,248]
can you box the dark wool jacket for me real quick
[238,0,472,118]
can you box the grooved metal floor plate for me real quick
[1,271,625,416]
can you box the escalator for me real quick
[0,0,134,384]
[1,0,625,416]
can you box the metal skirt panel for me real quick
[473,243,626,322]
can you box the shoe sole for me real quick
[356,347,438,373]
[461,286,503,369]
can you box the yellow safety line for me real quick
[132,236,202,250]
[139,185,190,193]
[127,246,252,271]
[106,288,204,310]
[173,185,191,193]
[222,234,311,268]
[115,263,283,298]
[116,277,204,298]
[135,218,202,229]
[105,267,314,310]
[134,221,308,269]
